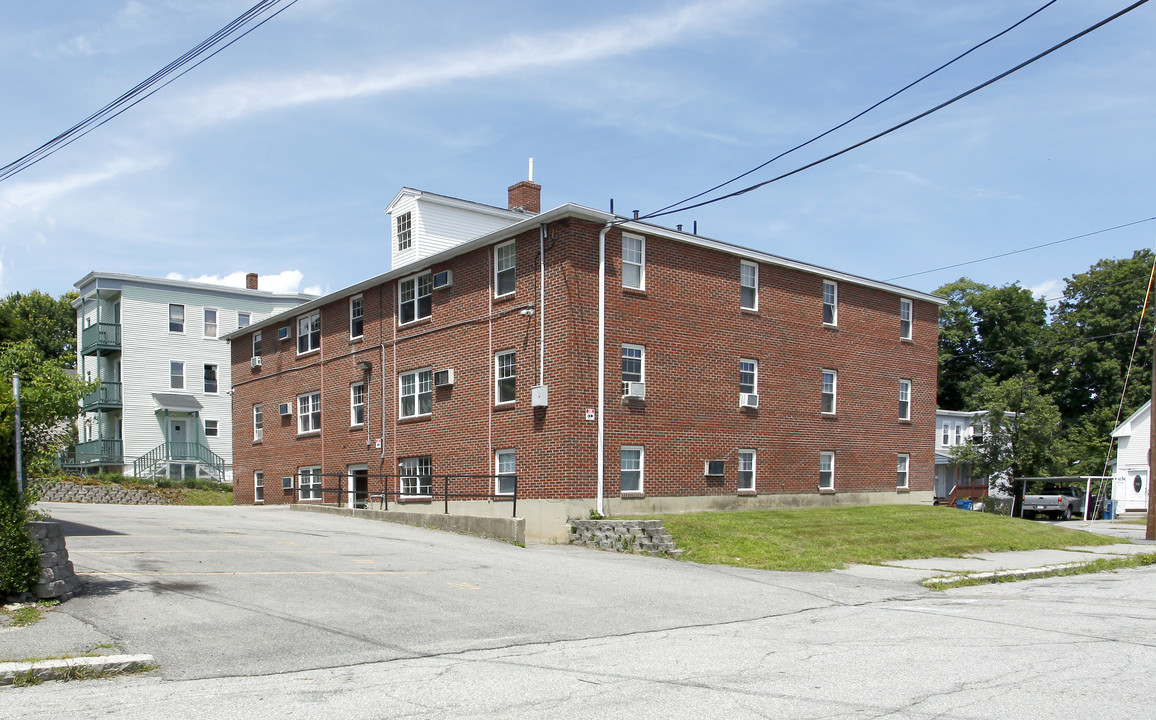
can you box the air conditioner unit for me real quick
[739,393,759,409]
[282,476,294,490]
[432,270,453,290]
[531,385,549,407]
[704,460,725,476]
[278,402,293,416]
[277,326,291,341]
[250,356,263,368]
[623,381,646,400]
[433,369,455,387]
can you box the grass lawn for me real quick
[636,505,1124,572]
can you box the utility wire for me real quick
[949,330,1143,360]
[887,217,1156,281]
[647,0,1059,219]
[641,0,1150,221]
[0,0,297,183]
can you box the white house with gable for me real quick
[1110,400,1150,512]
[67,272,311,482]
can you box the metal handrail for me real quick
[133,442,226,482]
[301,472,519,517]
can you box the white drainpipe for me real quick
[596,221,612,515]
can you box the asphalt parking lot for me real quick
[33,503,917,681]
[8,503,1156,719]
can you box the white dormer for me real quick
[385,188,533,272]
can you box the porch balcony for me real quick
[80,322,121,355]
[81,381,122,411]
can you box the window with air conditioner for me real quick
[621,344,645,398]
[704,460,724,476]
[740,359,758,408]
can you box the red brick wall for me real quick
[231,216,938,507]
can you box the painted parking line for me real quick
[72,550,339,554]
[79,571,428,577]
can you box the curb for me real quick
[0,654,155,686]
[924,561,1090,587]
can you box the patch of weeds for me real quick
[91,642,118,651]
[926,551,1156,590]
[2,600,56,628]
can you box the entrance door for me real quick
[348,465,369,508]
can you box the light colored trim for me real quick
[899,379,912,421]
[253,470,264,503]
[349,295,364,340]
[494,349,516,405]
[740,260,759,311]
[296,310,321,355]
[398,367,432,419]
[621,233,646,290]
[495,449,516,496]
[397,270,432,326]
[897,453,910,489]
[253,404,263,442]
[297,391,321,435]
[738,449,756,492]
[821,369,837,415]
[203,363,219,395]
[819,451,835,491]
[203,307,219,339]
[739,358,758,394]
[169,360,185,390]
[169,303,185,334]
[822,280,838,326]
[494,240,516,298]
[620,445,644,494]
[350,381,366,427]
[899,297,913,340]
[203,419,219,437]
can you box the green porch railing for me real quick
[81,381,122,410]
[60,439,124,469]
[133,442,226,482]
[80,322,121,354]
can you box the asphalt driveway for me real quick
[37,503,915,681]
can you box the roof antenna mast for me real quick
[528,157,534,183]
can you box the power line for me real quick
[949,330,1143,360]
[0,0,298,184]
[640,0,1150,221]
[887,217,1156,282]
[647,0,1059,219]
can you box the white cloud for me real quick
[165,270,311,294]
[1031,279,1065,304]
[171,0,760,128]
[0,156,166,213]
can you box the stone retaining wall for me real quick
[27,521,82,601]
[35,480,164,505]
[568,519,683,557]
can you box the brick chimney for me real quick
[508,180,541,214]
[246,273,258,290]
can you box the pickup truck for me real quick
[1021,487,1085,521]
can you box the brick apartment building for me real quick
[226,179,943,540]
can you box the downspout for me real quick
[596,221,613,516]
[539,223,547,387]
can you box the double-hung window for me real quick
[899,298,913,340]
[495,241,516,296]
[495,450,516,495]
[350,382,366,426]
[955,423,962,445]
[819,452,835,490]
[399,271,432,324]
[621,344,645,396]
[740,261,758,310]
[400,456,431,497]
[738,450,756,492]
[253,404,263,442]
[399,369,432,418]
[297,311,320,354]
[238,311,251,329]
[495,350,516,404]
[622,234,645,290]
[169,304,185,333]
[740,359,758,397]
[204,419,219,437]
[942,423,950,446]
[253,331,262,358]
[204,308,218,338]
[897,454,910,489]
[298,466,322,501]
[170,361,185,390]
[898,379,911,421]
[254,471,264,502]
[350,295,364,339]
[396,212,412,251]
[620,446,643,493]
[203,364,218,394]
[821,369,837,414]
[822,280,838,325]
[297,392,321,434]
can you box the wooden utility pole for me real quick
[1148,328,1156,541]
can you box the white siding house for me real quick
[68,272,310,481]
[1110,400,1150,511]
[933,409,989,500]
[386,188,531,271]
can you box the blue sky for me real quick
[0,1,1152,301]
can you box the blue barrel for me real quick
[955,499,973,511]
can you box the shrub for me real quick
[0,480,40,596]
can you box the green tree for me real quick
[1046,249,1154,469]
[0,290,78,367]
[935,278,1048,410]
[949,377,1063,498]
